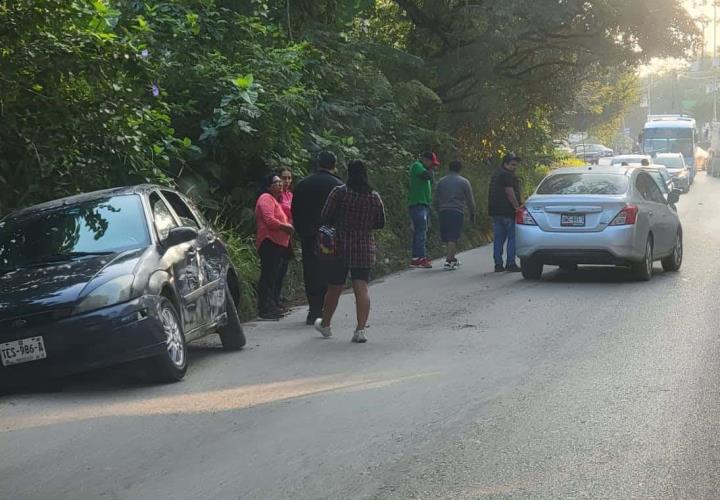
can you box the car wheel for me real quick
[661,231,683,272]
[632,236,653,281]
[521,258,543,280]
[218,284,246,351]
[148,297,188,383]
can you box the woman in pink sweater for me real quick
[274,167,294,307]
[255,173,294,320]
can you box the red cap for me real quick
[431,152,440,166]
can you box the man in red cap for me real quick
[408,151,440,268]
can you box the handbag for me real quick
[315,224,338,260]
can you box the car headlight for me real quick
[75,275,135,314]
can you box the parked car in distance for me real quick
[653,152,691,193]
[0,185,246,385]
[610,154,653,166]
[574,144,614,164]
[516,166,683,281]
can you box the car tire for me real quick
[661,231,683,272]
[218,284,246,351]
[148,297,188,383]
[632,236,653,282]
[521,259,543,280]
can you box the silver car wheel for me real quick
[673,234,682,266]
[160,305,185,368]
[644,239,653,276]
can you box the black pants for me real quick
[274,257,289,304]
[258,240,288,316]
[301,236,327,318]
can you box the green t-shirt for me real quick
[408,161,433,206]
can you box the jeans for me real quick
[258,239,287,316]
[409,204,430,259]
[301,236,327,318]
[492,216,516,267]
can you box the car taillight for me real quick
[516,206,537,225]
[609,204,638,226]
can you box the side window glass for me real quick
[150,193,178,240]
[646,178,666,203]
[161,191,200,229]
[635,174,652,201]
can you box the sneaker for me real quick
[419,258,433,269]
[505,264,521,273]
[306,313,321,326]
[494,264,505,273]
[443,260,453,270]
[314,318,333,338]
[352,329,368,343]
[410,258,423,268]
[452,258,462,267]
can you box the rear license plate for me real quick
[561,214,586,227]
[0,336,47,367]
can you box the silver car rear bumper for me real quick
[516,224,644,264]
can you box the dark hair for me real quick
[256,173,280,202]
[449,160,462,172]
[346,159,373,194]
[318,151,337,170]
[421,151,434,161]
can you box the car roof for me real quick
[612,154,651,160]
[4,184,169,220]
[550,165,632,176]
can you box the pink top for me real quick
[255,193,291,249]
[279,191,293,223]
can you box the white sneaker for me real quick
[443,260,453,270]
[314,318,332,338]
[352,329,368,343]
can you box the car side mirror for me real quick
[164,226,198,247]
[667,190,681,205]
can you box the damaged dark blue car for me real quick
[0,185,245,384]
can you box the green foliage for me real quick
[0,0,698,318]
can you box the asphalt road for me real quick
[2,175,720,500]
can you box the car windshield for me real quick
[537,173,629,195]
[656,156,683,168]
[0,195,150,268]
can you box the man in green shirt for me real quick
[408,151,440,268]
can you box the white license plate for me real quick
[0,336,47,367]
[561,214,586,227]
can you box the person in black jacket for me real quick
[292,151,344,325]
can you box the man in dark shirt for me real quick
[488,153,522,272]
[292,151,344,324]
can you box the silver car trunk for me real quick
[527,195,628,233]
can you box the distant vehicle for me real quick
[553,140,574,155]
[516,166,683,281]
[640,114,697,183]
[653,153,690,193]
[0,185,246,384]
[574,144,614,164]
[610,154,653,166]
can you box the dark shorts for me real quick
[439,210,464,243]
[325,261,370,285]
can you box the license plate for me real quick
[561,214,586,227]
[0,336,47,367]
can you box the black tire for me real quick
[632,236,653,282]
[661,231,683,272]
[218,284,246,351]
[148,297,188,383]
[521,258,543,280]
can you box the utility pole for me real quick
[714,0,718,121]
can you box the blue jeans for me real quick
[409,204,430,259]
[492,216,516,267]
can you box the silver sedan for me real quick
[516,166,683,281]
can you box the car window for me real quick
[161,191,201,229]
[537,173,629,195]
[150,193,178,240]
[648,172,668,194]
[636,173,666,203]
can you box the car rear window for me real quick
[537,173,629,195]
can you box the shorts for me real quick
[439,210,464,243]
[325,260,370,285]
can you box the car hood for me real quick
[0,248,146,320]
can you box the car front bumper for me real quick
[0,295,168,381]
[517,224,644,265]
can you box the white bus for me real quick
[641,114,697,182]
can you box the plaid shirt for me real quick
[321,186,386,268]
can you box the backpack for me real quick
[315,224,338,260]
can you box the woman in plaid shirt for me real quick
[314,160,386,343]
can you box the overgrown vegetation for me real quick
[0,0,698,317]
